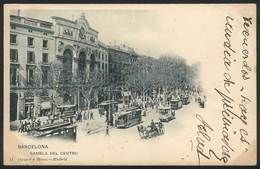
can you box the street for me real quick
[8,97,207,165]
[68,99,204,165]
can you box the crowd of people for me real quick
[18,113,71,133]
[18,118,41,133]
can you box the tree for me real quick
[124,54,200,106]
[76,69,105,114]
[123,56,156,108]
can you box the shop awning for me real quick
[41,101,51,110]
[56,104,76,109]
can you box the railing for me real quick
[10,16,52,30]
[24,19,38,26]
[10,16,21,23]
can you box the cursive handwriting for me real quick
[241,17,253,80]
[194,114,214,164]
[224,16,236,71]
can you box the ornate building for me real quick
[9,13,110,122]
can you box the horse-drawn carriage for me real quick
[137,121,164,139]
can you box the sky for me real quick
[9,5,230,65]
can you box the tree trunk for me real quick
[87,99,90,119]
[142,89,145,109]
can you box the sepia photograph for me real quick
[3,4,257,165]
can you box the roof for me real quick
[51,16,99,33]
[10,14,53,25]
[51,16,76,24]
[115,107,142,116]
[99,100,118,105]
[41,101,51,110]
[124,106,141,112]
[98,41,108,49]
[158,106,171,110]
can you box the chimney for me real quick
[17,9,20,16]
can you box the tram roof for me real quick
[158,106,171,110]
[115,107,141,116]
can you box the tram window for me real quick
[128,114,132,119]
[132,111,136,118]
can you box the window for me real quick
[27,52,35,63]
[27,68,34,85]
[10,49,18,62]
[10,34,17,44]
[102,63,104,70]
[42,69,48,85]
[90,36,95,43]
[98,63,100,69]
[27,37,34,46]
[43,40,48,48]
[10,67,17,85]
[102,53,104,61]
[11,25,16,29]
[105,64,107,71]
[43,32,48,36]
[42,53,48,63]
[28,29,33,33]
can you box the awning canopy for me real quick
[41,101,51,110]
[57,104,76,109]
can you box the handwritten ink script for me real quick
[194,16,253,165]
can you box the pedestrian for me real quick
[151,119,155,132]
[18,120,22,132]
[90,111,94,120]
[106,125,109,136]
[79,111,82,122]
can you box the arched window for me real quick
[78,51,87,82]
[63,49,73,84]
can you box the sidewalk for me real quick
[78,108,108,136]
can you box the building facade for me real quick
[9,13,111,122]
[10,14,55,122]
[107,45,138,102]
[108,45,138,86]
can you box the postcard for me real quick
[3,4,257,165]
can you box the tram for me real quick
[114,107,142,128]
[158,106,175,122]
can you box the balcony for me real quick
[26,61,36,66]
[10,80,19,87]
[10,57,18,63]
[27,45,35,48]
[41,62,50,67]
